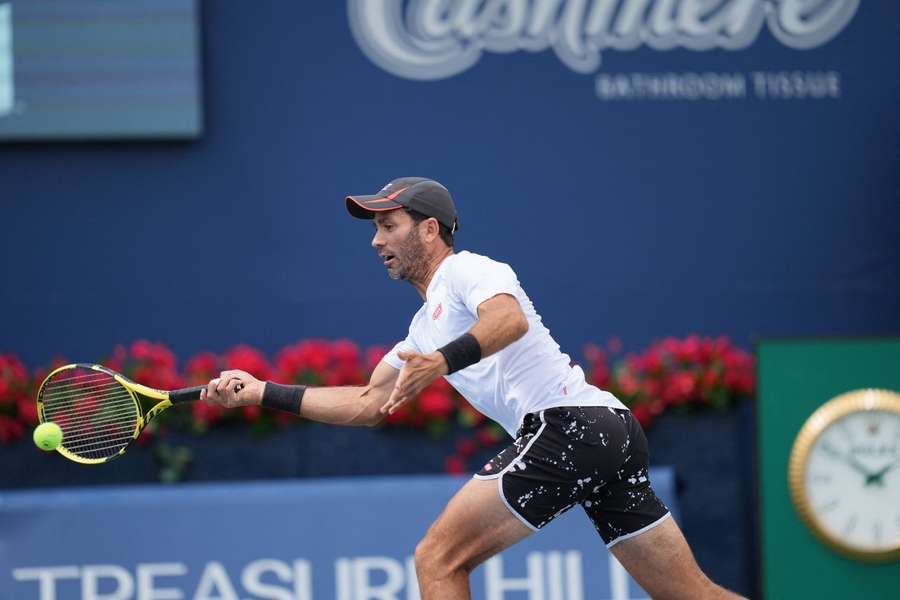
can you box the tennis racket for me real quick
[36,363,242,464]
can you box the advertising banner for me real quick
[1,470,677,599]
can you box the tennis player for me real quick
[202,177,745,599]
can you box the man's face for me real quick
[371,210,427,281]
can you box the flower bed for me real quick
[584,335,755,426]
[1,335,753,476]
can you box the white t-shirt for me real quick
[383,251,626,437]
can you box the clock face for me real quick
[804,410,900,553]
[790,390,900,561]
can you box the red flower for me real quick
[418,388,454,420]
[699,369,720,401]
[659,337,680,356]
[131,340,153,361]
[331,339,361,368]
[639,349,663,373]
[584,344,611,388]
[241,405,261,421]
[0,415,25,443]
[583,343,606,364]
[698,338,716,365]
[223,345,272,380]
[382,404,410,425]
[185,352,219,381]
[606,336,623,354]
[192,401,223,426]
[455,437,477,458]
[476,426,503,447]
[302,340,332,373]
[129,340,177,370]
[631,404,653,427]
[276,340,334,377]
[105,345,127,373]
[648,398,666,417]
[444,454,466,475]
[0,353,29,405]
[675,335,701,364]
[641,379,662,402]
[1,353,28,381]
[16,396,38,425]
[663,371,697,405]
[133,365,184,391]
[617,370,640,397]
[366,345,390,371]
[135,427,153,446]
[428,377,453,393]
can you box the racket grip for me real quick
[170,385,206,404]
[170,383,244,404]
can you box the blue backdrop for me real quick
[1,471,677,599]
[1,1,898,366]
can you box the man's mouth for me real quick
[382,254,396,266]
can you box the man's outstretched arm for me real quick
[200,359,400,427]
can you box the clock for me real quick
[788,388,900,562]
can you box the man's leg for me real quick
[414,477,533,600]
[609,516,747,600]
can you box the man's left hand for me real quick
[381,350,448,415]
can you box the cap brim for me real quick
[346,194,404,220]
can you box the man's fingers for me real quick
[217,371,244,394]
[205,378,220,400]
[387,391,408,415]
[381,386,401,414]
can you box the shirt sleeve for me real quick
[382,337,419,369]
[451,253,520,317]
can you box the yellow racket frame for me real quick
[37,363,174,465]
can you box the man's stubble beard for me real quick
[390,227,429,283]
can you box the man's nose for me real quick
[371,231,383,249]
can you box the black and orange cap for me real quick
[346,177,459,233]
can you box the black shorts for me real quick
[475,406,670,546]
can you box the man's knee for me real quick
[414,531,473,582]
[414,534,441,578]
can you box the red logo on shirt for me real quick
[432,303,443,320]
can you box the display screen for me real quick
[0,0,201,141]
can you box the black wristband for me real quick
[437,333,482,375]
[261,382,306,415]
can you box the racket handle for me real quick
[170,382,244,404]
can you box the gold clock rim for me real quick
[787,388,900,563]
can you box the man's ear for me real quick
[424,217,440,242]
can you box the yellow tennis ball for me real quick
[33,421,63,451]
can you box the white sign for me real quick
[0,3,12,116]
[348,0,859,81]
[10,553,644,600]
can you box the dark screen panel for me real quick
[0,0,201,140]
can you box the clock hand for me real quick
[844,454,875,480]
[867,459,899,486]
[822,442,878,482]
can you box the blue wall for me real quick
[2,1,898,366]
[1,473,677,599]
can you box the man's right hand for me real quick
[200,369,264,408]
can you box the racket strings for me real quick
[40,371,118,391]
[40,368,139,460]
[41,387,140,419]
[48,408,141,434]
[41,381,124,400]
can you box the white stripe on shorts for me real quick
[474,410,548,530]
[606,511,672,548]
